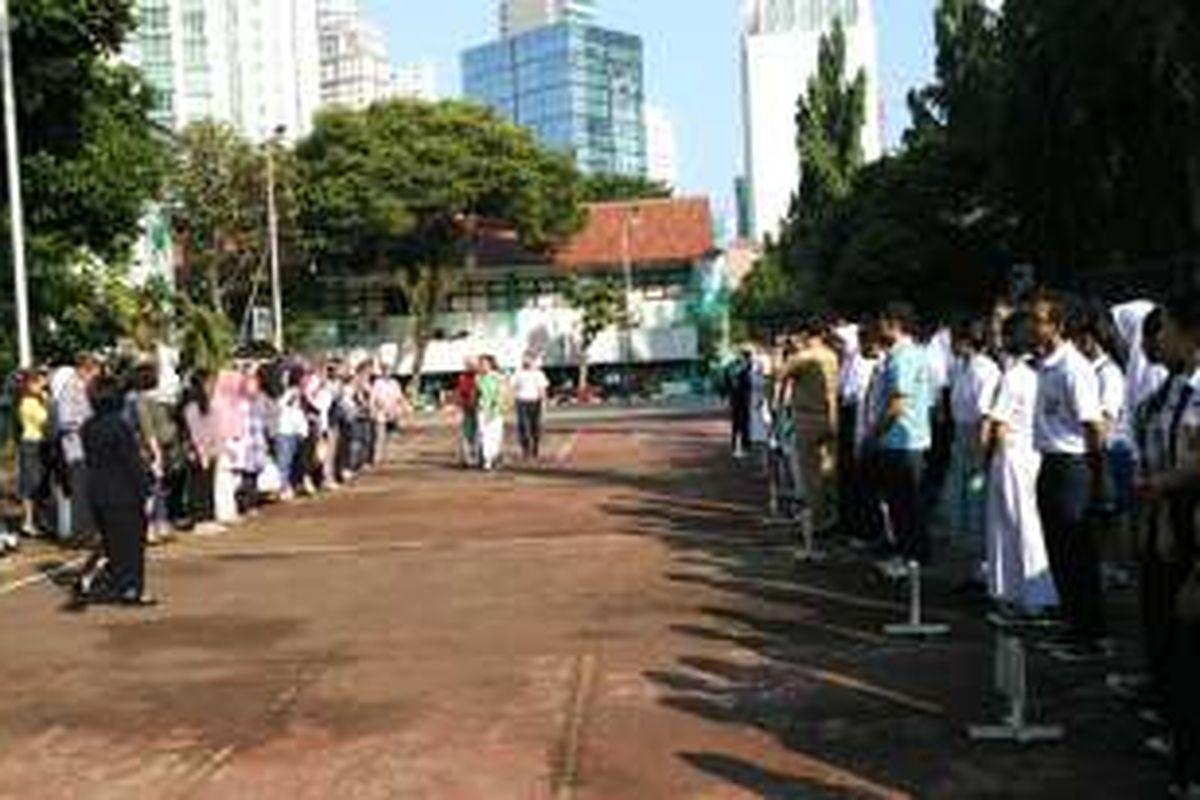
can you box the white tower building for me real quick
[320,14,396,109]
[644,104,678,187]
[394,62,438,101]
[129,0,321,141]
[740,0,882,241]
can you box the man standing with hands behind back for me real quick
[1030,291,1109,662]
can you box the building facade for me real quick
[462,22,647,176]
[394,62,438,101]
[129,0,321,141]
[302,198,721,385]
[319,14,394,109]
[740,0,881,241]
[500,0,597,37]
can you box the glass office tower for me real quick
[462,22,646,177]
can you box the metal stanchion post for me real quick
[883,561,950,637]
[968,630,1064,744]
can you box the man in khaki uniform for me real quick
[784,318,841,537]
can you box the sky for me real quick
[367,0,937,223]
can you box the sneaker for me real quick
[875,557,909,580]
[1144,734,1173,759]
[1106,672,1151,699]
[1047,641,1112,663]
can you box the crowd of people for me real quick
[0,355,410,605]
[725,288,1200,795]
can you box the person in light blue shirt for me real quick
[871,302,935,571]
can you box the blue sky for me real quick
[367,1,937,220]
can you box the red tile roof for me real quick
[553,197,715,270]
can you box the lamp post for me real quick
[1,0,31,368]
[266,125,286,353]
[620,204,640,399]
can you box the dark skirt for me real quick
[17,440,47,500]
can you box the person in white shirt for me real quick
[1074,302,1135,588]
[945,319,1002,551]
[984,311,1058,617]
[512,354,550,459]
[1031,291,1109,661]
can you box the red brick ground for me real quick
[0,411,1166,798]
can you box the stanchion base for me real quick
[883,623,951,637]
[793,547,828,563]
[967,723,1064,744]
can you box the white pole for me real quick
[266,140,283,352]
[1,0,31,368]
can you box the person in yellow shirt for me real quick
[783,318,840,541]
[17,370,51,537]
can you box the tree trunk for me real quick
[577,351,590,397]
[408,323,432,405]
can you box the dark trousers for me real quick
[1038,454,1105,641]
[922,398,953,509]
[877,448,929,563]
[731,398,750,451]
[92,502,146,600]
[836,403,858,537]
[188,462,215,523]
[64,460,96,539]
[516,401,543,458]
[1165,491,1200,785]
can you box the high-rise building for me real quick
[394,62,438,101]
[644,104,677,186]
[740,0,882,241]
[128,0,321,141]
[500,0,596,37]
[462,22,646,176]
[319,14,394,109]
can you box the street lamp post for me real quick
[1,0,31,368]
[620,205,640,399]
[266,125,285,353]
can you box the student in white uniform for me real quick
[1031,291,1109,662]
[945,319,1002,550]
[984,311,1058,617]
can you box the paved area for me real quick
[0,412,1165,799]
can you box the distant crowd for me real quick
[723,288,1200,795]
[0,355,410,605]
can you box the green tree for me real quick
[1,0,166,364]
[564,277,627,393]
[167,121,299,324]
[580,172,672,202]
[297,99,585,390]
[787,16,867,240]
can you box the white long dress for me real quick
[985,359,1059,611]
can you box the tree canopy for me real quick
[735,0,1200,334]
[1,0,166,367]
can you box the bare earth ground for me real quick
[0,411,1166,799]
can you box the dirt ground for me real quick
[0,411,1168,799]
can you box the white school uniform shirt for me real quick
[1092,353,1127,446]
[950,353,1002,427]
[1035,341,1104,455]
[854,357,883,451]
[925,329,954,406]
[988,357,1040,452]
[833,324,860,404]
